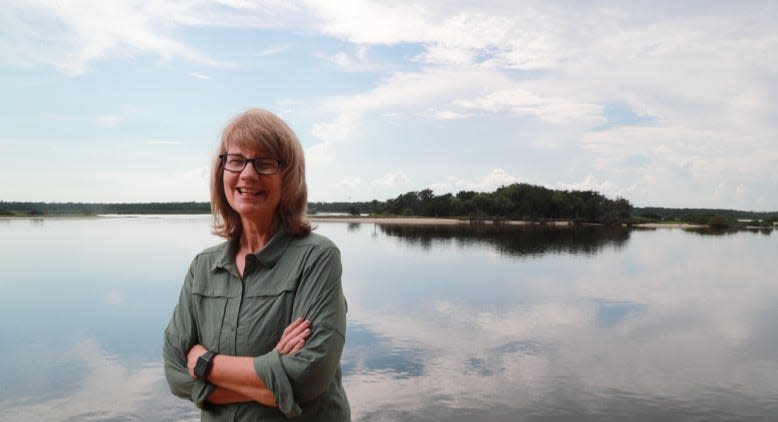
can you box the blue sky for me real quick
[1,1,777,210]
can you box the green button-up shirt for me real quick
[163,228,350,421]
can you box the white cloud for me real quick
[423,109,472,120]
[1,0,227,75]
[150,0,305,29]
[297,2,778,207]
[95,115,120,127]
[371,171,410,188]
[305,2,563,70]
[311,113,359,142]
[554,175,630,198]
[2,1,777,208]
[479,168,520,190]
[454,88,605,124]
[188,72,211,80]
[321,51,352,67]
[102,290,124,305]
[253,43,293,57]
[325,67,511,113]
[305,141,336,164]
[179,165,209,181]
[432,168,521,193]
[305,1,435,45]
[337,178,363,188]
[54,165,210,202]
[304,68,508,165]
[574,125,778,207]
[316,45,373,71]
[146,140,183,145]
[72,166,211,202]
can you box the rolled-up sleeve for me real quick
[253,247,347,417]
[163,257,217,408]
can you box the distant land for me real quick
[3,183,777,228]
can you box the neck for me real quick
[240,215,279,253]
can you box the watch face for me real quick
[195,352,214,380]
[194,358,207,379]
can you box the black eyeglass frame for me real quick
[219,154,284,175]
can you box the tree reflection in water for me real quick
[377,223,632,257]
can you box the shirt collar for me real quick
[212,225,293,272]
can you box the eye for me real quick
[257,160,276,171]
[228,155,246,165]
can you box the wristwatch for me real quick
[194,350,218,381]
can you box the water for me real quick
[0,216,776,421]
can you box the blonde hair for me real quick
[210,108,311,238]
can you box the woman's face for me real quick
[222,144,283,225]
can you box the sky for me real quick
[1,1,777,210]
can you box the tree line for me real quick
[3,183,632,224]
[4,184,777,227]
[0,201,210,216]
[313,183,633,224]
[634,207,778,228]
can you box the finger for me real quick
[278,342,290,355]
[278,327,310,355]
[289,338,305,354]
[287,319,311,338]
[281,321,310,344]
[274,337,289,354]
[291,328,310,349]
[276,320,311,354]
[289,333,309,354]
[295,328,311,341]
[279,338,294,355]
[277,322,302,351]
[282,317,304,335]
[278,328,304,354]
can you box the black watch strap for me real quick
[194,350,218,381]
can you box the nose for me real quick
[239,161,260,178]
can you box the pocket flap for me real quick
[191,272,238,298]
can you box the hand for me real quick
[187,344,208,379]
[274,317,311,355]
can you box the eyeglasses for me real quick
[219,154,283,175]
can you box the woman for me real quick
[163,109,350,420]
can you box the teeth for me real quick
[238,188,262,196]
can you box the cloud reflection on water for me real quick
[1,219,776,421]
[0,337,197,421]
[338,224,778,421]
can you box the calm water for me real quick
[0,216,776,421]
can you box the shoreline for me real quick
[2,214,771,230]
[309,216,575,226]
[309,216,716,229]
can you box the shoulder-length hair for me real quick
[210,108,311,239]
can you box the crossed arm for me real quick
[164,246,346,416]
[185,317,311,407]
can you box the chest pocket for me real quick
[191,271,238,351]
[237,270,301,355]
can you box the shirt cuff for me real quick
[191,379,216,409]
[254,350,302,417]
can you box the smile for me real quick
[237,188,264,196]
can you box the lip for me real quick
[237,187,264,196]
